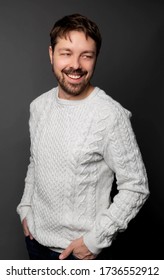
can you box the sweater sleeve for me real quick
[17,103,37,222]
[83,106,149,255]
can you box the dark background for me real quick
[0,0,163,260]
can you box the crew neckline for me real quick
[54,86,100,106]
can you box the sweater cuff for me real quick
[83,230,102,255]
[17,205,30,222]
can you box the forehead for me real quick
[55,31,96,51]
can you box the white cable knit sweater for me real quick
[17,86,149,255]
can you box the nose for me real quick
[70,55,81,69]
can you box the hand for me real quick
[22,218,33,240]
[59,237,96,260]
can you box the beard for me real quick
[53,66,93,96]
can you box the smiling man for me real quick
[49,30,96,100]
[17,14,149,260]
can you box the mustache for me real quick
[62,68,87,75]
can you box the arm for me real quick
[17,154,35,222]
[17,103,37,222]
[83,107,149,255]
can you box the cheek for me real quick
[53,58,68,71]
[84,59,96,71]
[86,64,95,75]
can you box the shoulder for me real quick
[29,87,56,114]
[94,88,132,124]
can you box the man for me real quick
[17,14,149,260]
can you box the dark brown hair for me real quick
[50,14,102,57]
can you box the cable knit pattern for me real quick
[17,86,149,255]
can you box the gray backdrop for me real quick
[0,0,163,259]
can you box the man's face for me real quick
[49,31,97,99]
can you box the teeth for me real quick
[67,74,81,79]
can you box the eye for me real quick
[60,53,71,56]
[82,54,94,59]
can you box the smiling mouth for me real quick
[63,69,87,80]
[66,74,83,80]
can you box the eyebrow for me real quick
[58,48,96,55]
[81,51,96,55]
[58,48,71,52]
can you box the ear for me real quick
[49,46,53,64]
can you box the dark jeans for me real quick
[25,236,79,260]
